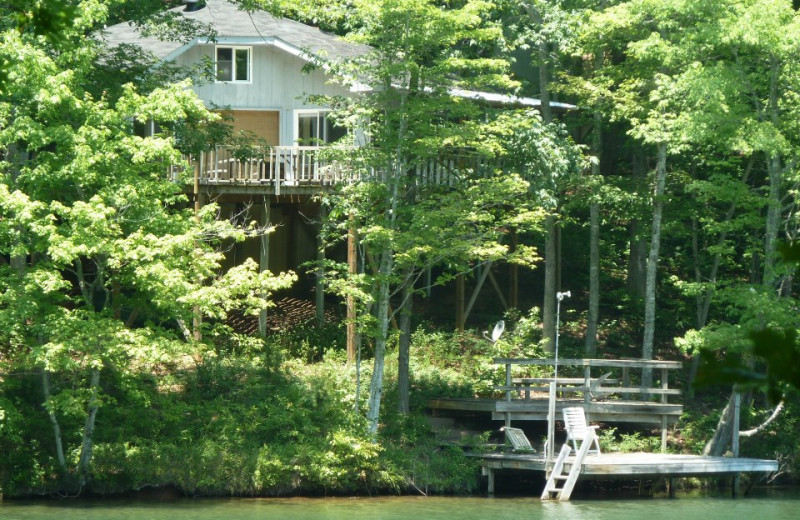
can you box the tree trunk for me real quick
[41,368,67,476]
[627,149,647,298]
[585,98,602,357]
[397,274,413,414]
[77,368,101,488]
[642,142,667,390]
[525,2,558,352]
[703,391,737,456]
[763,153,782,287]
[366,248,393,435]
[543,215,557,352]
[763,55,783,288]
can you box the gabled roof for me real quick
[102,0,371,63]
[102,0,574,111]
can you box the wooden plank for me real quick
[513,377,619,385]
[493,358,683,369]
[493,412,680,424]
[494,400,684,415]
[594,386,681,395]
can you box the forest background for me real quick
[0,0,799,498]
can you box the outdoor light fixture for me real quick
[554,290,571,382]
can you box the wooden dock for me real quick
[480,452,779,479]
[431,358,779,499]
[478,451,779,495]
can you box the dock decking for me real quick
[478,451,778,496]
[479,452,779,478]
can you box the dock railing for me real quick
[494,358,683,452]
[493,357,682,404]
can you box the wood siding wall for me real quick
[178,45,353,146]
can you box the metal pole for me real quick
[554,291,570,383]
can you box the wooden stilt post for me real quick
[315,204,327,327]
[346,215,357,363]
[505,362,512,429]
[487,468,495,495]
[455,273,465,331]
[464,260,493,323]
[258,199,271,337]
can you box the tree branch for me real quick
[739,400,784,437]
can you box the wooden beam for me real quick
[487,269,508,310]
[455,273,465,331]
[315,204,326,327]
[493,358,683,369]
[464,260,493,322]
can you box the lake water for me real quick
[1,490,798,520]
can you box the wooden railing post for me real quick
[505,362,512,429]
[584,365,591,405]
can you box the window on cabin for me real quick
[216,46,251,83]
[295,110,346,145]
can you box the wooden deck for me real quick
[478,451,779,497]
[478,452,779,479]
[429,397,683,425]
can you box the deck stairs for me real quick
[540,428,596,501]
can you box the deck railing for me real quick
[492,358,683,405]
[174,146,492,193]
[494,357,684,452]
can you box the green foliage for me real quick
[267,321,346,363]
[597,427,662,454]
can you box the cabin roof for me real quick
[101,0,575,111]
[101,0,372,63]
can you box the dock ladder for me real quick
[540,429,596,501]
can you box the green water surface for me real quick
[1,491,797,520]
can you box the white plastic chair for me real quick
[563,406,601,455]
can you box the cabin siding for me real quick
[179,44,352,146]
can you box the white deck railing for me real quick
[175,146,491,193]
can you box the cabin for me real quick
[102,0,570,336]
[102,0,377,331]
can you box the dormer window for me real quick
[216,46,251,83]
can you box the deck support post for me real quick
[455,273,465,331]
[486,467,495,495]
[667,478,675,498]
[315,204,327,327]
[258,199,271,337]
[732,392,740,457]
[504,363,512,429]
[546,381,556,463]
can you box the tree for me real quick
[313,0,577,434]
[0,1,294,492]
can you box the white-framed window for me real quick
[294,109,346,145]
[215,46,251,83]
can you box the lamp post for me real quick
[554,291,571,383]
